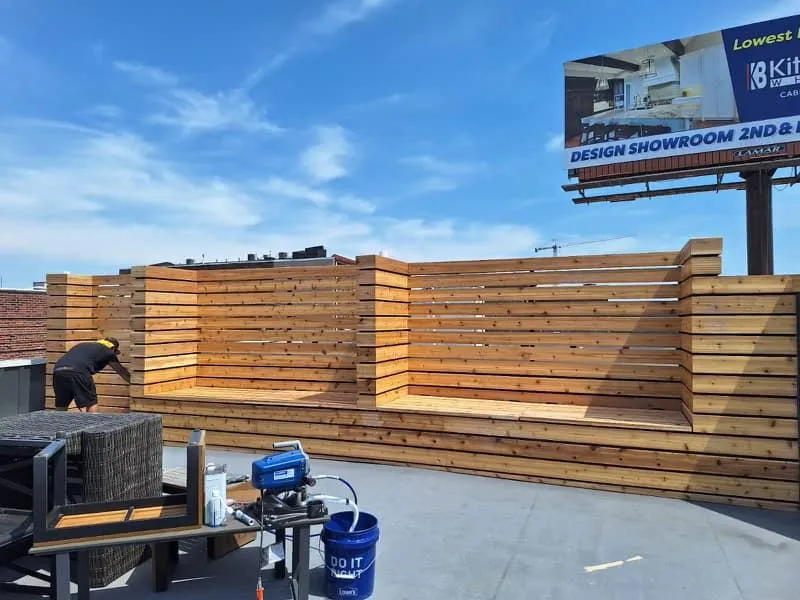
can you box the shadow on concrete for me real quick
[2,540,331,600]
[693,501,800,542]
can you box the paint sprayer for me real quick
[243,440,363,600]
[249,440,360,530]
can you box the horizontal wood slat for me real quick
[409,345,680,363]
[195,265,358,282]
[198,278,357,295]
[412,284,680,302]
[408,316,678,332]
[407,372,681,398]
[409,358,678,382]
[410,331,681,347]
[408,301,679,317]
[408,252,681,275]
[410,267,681,288]
[683,316,795,335]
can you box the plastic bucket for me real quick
[321,511,380,600]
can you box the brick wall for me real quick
[0,290,47,360]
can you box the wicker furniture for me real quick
[0,411,163,587]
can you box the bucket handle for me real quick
[326,558,376,580]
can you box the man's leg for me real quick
[72,372,99,413]
[52,371,75,411]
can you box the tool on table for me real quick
[245,440,361,600]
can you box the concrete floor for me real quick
[4,446,800,599]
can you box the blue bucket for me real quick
[321,511,380,600]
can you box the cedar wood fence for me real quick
[45,238,800,510]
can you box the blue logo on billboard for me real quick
[747,61,768,90]
[747,57,800,93]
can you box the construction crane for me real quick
[534,236,633,257]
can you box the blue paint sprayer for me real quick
[249,440,380,600]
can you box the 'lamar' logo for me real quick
[733,144,786,159]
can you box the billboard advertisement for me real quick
[564,15,800,169]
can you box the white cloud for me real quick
[260,176,330,207]
[113,60,283,135]
[300,125,352,182]
[371,220,537,262]
[87,104,124,119]
[402,154,486,194]
[544,133,564,153]
[113,60,178,87]
[336,194,376,214]
[259,176,376,214]
[0,119,261,229]
[248,0,399,83]
[306,0,397,36]
[150,88,283,135]
[0,117,539,282]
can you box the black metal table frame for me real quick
[0,435,78,600]
[30,516,324,600]
[24,435,324,600]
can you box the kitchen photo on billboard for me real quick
[563,31,738,148]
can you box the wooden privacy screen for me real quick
[130,266,199,396]
[45,239,800,511]
[680,275,799,437]
[405,247,708,411]
[194,265,359,392]
[126,264,360,397]
[46,274,132,412]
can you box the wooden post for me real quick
[678,237,723,426]
[356,255,410,408]
[130,266,199,405]
[45,274,96,409]
[93,274,133,410]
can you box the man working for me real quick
[52,337,131,412]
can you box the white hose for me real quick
[307,494,360,533]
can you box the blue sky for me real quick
[0,0,799,288]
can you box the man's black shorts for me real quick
[52,367,97,410]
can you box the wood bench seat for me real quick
[380,394,691,432]
[145,387,689,432]
[147,386,358,409]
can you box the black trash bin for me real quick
[0,358,46,417]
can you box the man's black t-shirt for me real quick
[55,342,118,375]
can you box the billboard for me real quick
[564,14,800,170]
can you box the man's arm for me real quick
[109,357,131,383]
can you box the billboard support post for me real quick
[741,168,775,275]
